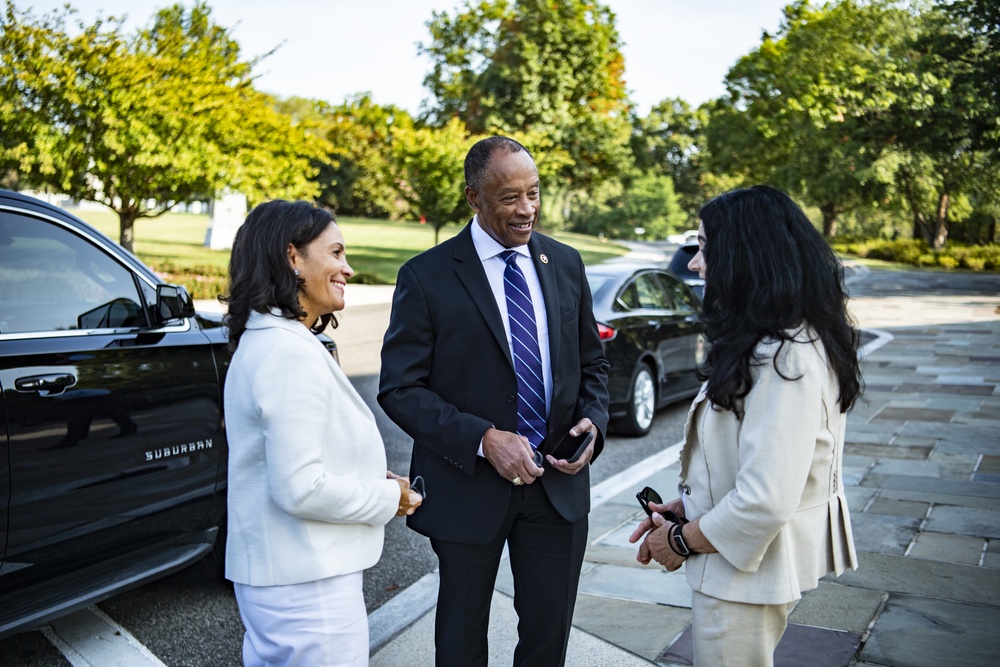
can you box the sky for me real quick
[22,0,793,116]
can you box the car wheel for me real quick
[616,362,657,437]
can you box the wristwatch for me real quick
[670,523,693,558]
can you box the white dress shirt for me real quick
[471,217,553,413]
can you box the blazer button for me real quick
[507,394,516,403]
[678,483,691,496]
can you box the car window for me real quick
[633,273,672,310]
[659,272,696,311]
[0,211,147,334]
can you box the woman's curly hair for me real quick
[697,185,862,414]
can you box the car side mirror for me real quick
[154,284,195,324]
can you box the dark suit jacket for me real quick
[378,222,610,544]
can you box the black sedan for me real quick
[586,263,706,436]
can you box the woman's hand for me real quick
[394,477,422,516]
[629,497,685,543]
[629,499,688,571]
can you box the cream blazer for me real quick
[680,329,858,605]
[224,310,400,586]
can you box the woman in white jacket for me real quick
[221,200,421,666]
[630,186,861,666]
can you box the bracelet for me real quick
[669,523,692,558]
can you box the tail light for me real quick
[596,322,617,341]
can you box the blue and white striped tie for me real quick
[500,251,547,449]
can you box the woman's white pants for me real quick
[234,571,368,667]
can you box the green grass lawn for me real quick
[71,208,628,298]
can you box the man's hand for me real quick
[545,418,597,475]
[482,427,544,484]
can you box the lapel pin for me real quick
[540,253,549,264]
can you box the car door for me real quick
[656,271,704,397]
[611,272,678,395]
[0,206,223,585]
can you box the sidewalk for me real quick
[368,267,1000,666]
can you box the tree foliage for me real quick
[420,0,633,193]
[705,0,917,238]
[313,95,413,218]
[391,117,484,244]
[0,1,326,251]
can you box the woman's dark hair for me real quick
[220,200,338,352]
[697,185,862,413]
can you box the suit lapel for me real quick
[452,222,513,367]
[529,234,561,371]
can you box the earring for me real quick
[293,269,300,276]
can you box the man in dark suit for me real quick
[378,136,610,667]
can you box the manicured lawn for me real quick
[70,208,629,297]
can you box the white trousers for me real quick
[234,571,368,667]
[691,590,795,667]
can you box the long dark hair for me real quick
[697,185,861,413]
[220,200,338,352]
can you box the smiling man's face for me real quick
[466,149,540,248]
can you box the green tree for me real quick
[313,95,414,218]
[420,0,633,198]
[631,97,713,225]
[876,0,1000,248]
[577,170,684,240]
[391,117,483,244]
[0,1,325,252]
[706,0,912,238]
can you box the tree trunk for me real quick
[931,191,949,251]
[900,174,933,244]
[118,209,138,253]
[434,223,440,246]
[820,203,839,238]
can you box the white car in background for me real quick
[667,229,699,245]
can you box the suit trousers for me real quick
[691,590,795,667]
[430,480,588,667]
[234,571,368,667]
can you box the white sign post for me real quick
[204,193,247,250]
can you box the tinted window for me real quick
[619,273,673,310]
[0,211,146,334]
[659,272,696,311]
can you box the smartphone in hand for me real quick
[549,430,595,463]
[636,486,687,524]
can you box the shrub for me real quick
[834,238,999,272]
[961,256,986,270]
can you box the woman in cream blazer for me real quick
[632,186,861,666]
[222,200,420,667]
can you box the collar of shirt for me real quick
[471,215,530,262]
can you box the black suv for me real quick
[666,241,705,300]
[0,190,234,638]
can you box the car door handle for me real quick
[15,373,77,394]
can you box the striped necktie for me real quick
[500,250,547,449]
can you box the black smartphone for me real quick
[549,430,595,463]
[636,486,687,523]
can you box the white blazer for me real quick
[679,328,858,605]
[224,310,400,586]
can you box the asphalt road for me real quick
[0,297,693,667]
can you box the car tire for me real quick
[615,362,657,437]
